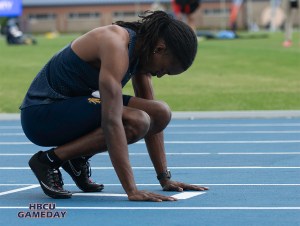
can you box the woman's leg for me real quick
[23,95,170,198]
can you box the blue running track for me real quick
[0,117,300,226]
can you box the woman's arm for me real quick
[98,27,138,196]
[132,73,208,192]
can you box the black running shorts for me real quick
[21,95,132,147]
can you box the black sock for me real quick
[39,148,63,168]
[84,155,94,161]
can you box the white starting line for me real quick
[0,184,205,200]
[0,185,40,196]
[1,184,299,210]
[1,140,300,145]
[72,191,205,200]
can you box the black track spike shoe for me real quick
[62,157,104,192]
[29,151,72,199]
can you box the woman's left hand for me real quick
[160,180,209,192]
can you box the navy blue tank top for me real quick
[20,27,138,109]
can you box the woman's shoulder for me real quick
[90,25,130,44]
[71,25,130,62]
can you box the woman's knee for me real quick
[123,110,150,143]
[150,100,172,132]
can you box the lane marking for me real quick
[1,206,299,210]
[1,123,300,130]
[0,185,40,196]
[73,191,205,200]
[167,131,300,134]
[2,140,300,145]
[0,183,300,187]
[1,152,300,156]
[0,133,24,136]
[168,123,300,127]
[0,126,22,129]
[1,166,300,170]
[138,141,300,144]
[171,192,206,200]
[0,142,32,145]
[73,193,127,197]
[52,207,300,210]
[2,131,300,136]
[0,184,205,200]
[0,153,211,156]
[218,152,300,155]
[1,183,300,186]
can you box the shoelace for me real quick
[79,159,92,178]
[47,169,64,189]
[86,161,92,178]
[80,160,94,183]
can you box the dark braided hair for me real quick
[114,11,197,71]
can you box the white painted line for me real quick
[128,153,212,155]
[0,133,24,136]
[155,140,300,144]
[105,184,300,186]
[0,185,40,196]
[0,142,32,145]
[218,152,300,155]
[1,183,300,186]
[1,152,300,156]
[168,123,300,127]
[229,152,300,155]
[0,126,22,129]
[199,184,300,186]
[2,131,300,136]
[171,192,205,200]
[0,153,208,156]
[73,206,300,210]
[1,166,300,170]
[0,206,46,209]
[2,140,300,145]
[101,166,300,169]
[1,123,300,130]
[0,184,40,186]
[0,206,299,210]
[72,192,205,200]
[0,153,213,156]
[167,131,300,134]
[73,193,127,197]
[0,167,30,169]
[58,207,300,210]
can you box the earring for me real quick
[153,50,156,54]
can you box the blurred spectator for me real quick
[5,18,37,45]
[282,0,299,47]
[229,0,244,33]
[171,0,201,31]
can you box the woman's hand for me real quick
[160,180,209,192]
[128,190,177,202]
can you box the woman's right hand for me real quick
[128,190,177,202]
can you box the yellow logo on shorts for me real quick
[88,98,101,104]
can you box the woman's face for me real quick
[140,41,184,78]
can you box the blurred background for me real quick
[0,0,298,34]
[0,0,299,113]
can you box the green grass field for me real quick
[0,32,299,113]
